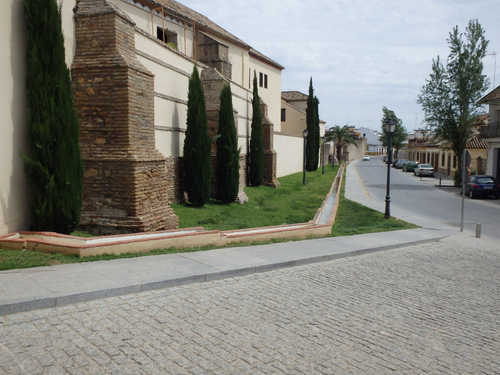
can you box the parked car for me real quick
[362,155,370,161]
[395,159,407,169]
[462,175,500,199]
[402,161,418,172]
[392,159,401,168]
[414,164,434,177]
[382,155,388,163]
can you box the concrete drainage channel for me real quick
[0,165,345,258]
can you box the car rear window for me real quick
[477,177,495,184]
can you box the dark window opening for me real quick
[281,108,286,122]
[259,72,268,89]
[157,27,177,48]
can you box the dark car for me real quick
[395,159,407,169]
[402,161,418,172]
[392,159,401,168]
[463,175,500,199]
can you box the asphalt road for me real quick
[354,156,500,241]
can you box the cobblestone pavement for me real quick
[1,233,499,374]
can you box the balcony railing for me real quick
[482,122,500,138]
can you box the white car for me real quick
[414,164,434,177]
[362,155,370,161]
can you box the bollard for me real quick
[476,223,481,238]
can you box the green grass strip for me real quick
[0,166,416,270]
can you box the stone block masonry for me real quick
[72,0,178,234]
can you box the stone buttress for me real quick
[72,0,178,234]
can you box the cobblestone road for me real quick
[1,234,499,374]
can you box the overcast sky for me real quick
[181,0,500,132]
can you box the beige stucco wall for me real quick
[0,0,77,235]
[0,0,29,235]
[281,100,306,137]
[485,103,500,177]
[249,56,282,132]
[274,134,304,177]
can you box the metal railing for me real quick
[481,122,500,138]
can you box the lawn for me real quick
[0,166,417,270]
[172,167,339,230]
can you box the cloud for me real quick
[181,0,500,131]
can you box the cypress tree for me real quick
[305,78,318,171]
[22,0,83,233]
[183,65,211,207]
[215,84,240,204]
[313,96,320,169]
[249,72,263,186]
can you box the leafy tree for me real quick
[22,0,83,233]
[249,72,263,186]
[325,125,358,164]
[379,107,408,159]
[417,19,489,182]
[215,84,240,204]
[306,78,320,171]
[183,65,211,207]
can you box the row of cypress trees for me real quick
[183,66,264,207]
[23,0,263,231]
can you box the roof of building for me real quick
[478,85,500,104]
[133,0,284,70]
[281,91,309,102]
[466,135,488,149]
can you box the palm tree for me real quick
[325,125,358,163]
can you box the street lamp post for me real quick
[303,129,308,185]
[321,136,325,174]
[384,118,397,218]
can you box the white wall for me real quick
[0,0,284,233]
[274,134,304,177]
[0,0,29,234]
[249,56,282,132]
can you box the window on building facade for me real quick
[281,108,286,122]
[259,72,268,89]
[157,27,177,48]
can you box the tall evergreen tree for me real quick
[215,84,240,204]
[249,72,263,186]
[306,78,319,171]
[183,65,211,207]
[23,0,83,233]
[313,96,320,168]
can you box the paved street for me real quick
[1,233,498,374]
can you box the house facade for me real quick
[404,118,488,179]
[0,0,303,235]
[276,91,328,176]
[478,85,500,179]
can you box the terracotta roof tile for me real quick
[281,91,308,101]
[467,135,488,149]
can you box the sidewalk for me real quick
[0,162,464,316]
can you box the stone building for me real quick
[0,0,303,235]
